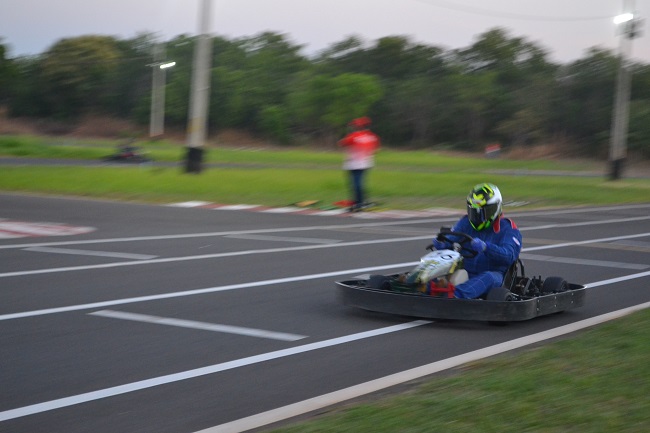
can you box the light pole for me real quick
[184,0,213,174]
[149,43,175,139]
[609,0,642,180]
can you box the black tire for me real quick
[541,276,568,294]
[486,287,514,326]
[367,275,391,291]
[486,286,514,302]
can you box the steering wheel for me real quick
[435,230,478,258]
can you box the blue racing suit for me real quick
[436,216,522,299]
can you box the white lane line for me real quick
[311,209,347,216]
[199,301,650,433]
[519,253,649,270]
[1,207,648,251]
[0,236,429,279]
[214,204,261,210]
[0,263,416,321]
[2,230,649,279]
[4,235,650,321]
[23,247,158,260]
[261,207,303,213]
[166,201,212,208]
[520,215,650,231]
[524,232,650,251]
[0,219,454,250]
[89,310,307,341]
[224,234,341,244]
[0,220,95,238]
[0,258,647,322]
[0,320,430,422]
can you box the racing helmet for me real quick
[466,183,502,231]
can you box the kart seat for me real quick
[502,258,524,291]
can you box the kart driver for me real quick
[432,183,522,299]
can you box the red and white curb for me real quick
[0,219,96,239]
[167,202,462,219]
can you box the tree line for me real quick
[1,28,649,157]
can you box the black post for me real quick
[185,147,204,174]
[609,158,625,181]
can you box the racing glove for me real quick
[432,239,447,250]
[471,238,487,253]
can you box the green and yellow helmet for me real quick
[466,183,503,231]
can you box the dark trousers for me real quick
[349,169,367,207]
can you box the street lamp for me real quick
[609,1,643,180]
[149,43,175,138]
[184,0,213,174]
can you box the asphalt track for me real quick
[1,193,650,433]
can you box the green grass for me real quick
[271,309,650,433]
[0,163,648,210]
[1,135,649,209]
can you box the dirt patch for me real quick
[0,109,279,149]
[0,108,38,135]
[0,109,145,139]
[67,115,143,139]
[505,143,567,160]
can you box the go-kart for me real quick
[336,228,586,323]
[103,144,151,164]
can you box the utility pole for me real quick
[149,43,175,139]
[609,0,642,180]
[185,0,213,174]
[150,43,165,138]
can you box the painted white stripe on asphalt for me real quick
[199,301,650,433]
[0,263,416,321]
[519,215,650,231]
[519,253,649,270]
[0,211,647,252]
[225,233,341,244]
[4,297,650,424]
[261,207,303,213]
[89,310,307,341]
[3,234,650,321]
[2,230,649,279]
[0,221,95,238]
[166,201,212,208]
[0,236,430,278]
[0,320,430,422]
[524,232,650,251]
[23,247,158,260]
[311,209,347,216]
[216,204,261,210]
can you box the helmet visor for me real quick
[468,202,500,230]
[467,204,487,229]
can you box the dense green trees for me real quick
[1,28,649,157]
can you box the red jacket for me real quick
[338,130,380,170]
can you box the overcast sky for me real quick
[1,0,649,64]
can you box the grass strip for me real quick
[0,165,648,210]
[271,309,650,433]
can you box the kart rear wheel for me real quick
[486,286,514,302]
[541,276,568,294]
[367,275,391,291]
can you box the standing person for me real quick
[338,117,380,212]
[432,183,522,298]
